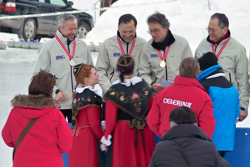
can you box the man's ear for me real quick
[223,27,228,34]
[58,26,63,32]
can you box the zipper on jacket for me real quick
[71,64,74,91]
[67,41,74,92]
[214,44,218,51]
[126,43,129,53]
[163,50,168,80]
[229,73,231,83]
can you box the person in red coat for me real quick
[2,71,72,167]
[101,54,156,167]
[147,57,216,138]
[68,64,104,167]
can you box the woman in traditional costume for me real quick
[101,54,156,167]
[68,64,104,167]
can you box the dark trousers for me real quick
[219,151,227,158]
[60,109,72,123]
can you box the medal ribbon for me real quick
[211,36,231,58]
[117,36,136,55]
[55,35,76,59]
[157,46,170,61]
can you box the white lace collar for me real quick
[75,86,102,97]
[111,76,142,87]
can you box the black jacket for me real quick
[149,124,231,167]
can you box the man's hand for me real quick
[152,83,165,93]
[238,110,248,122]
[55,91,67,102]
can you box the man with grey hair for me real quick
[195,13,250,122]
[33,14,93,123]
[139,12,192,93]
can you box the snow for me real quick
[84,0,250,55]
[0,0,250,166]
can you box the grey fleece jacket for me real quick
[33,30,93,109]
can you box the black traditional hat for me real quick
[73,63,83,77]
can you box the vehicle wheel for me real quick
[77,22,90,39]
[21,18,37,41]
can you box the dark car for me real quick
[0,0,94,40]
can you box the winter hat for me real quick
[198,52,218,71]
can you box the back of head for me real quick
[72,63,94,97]
[169,107,197,125]
[57,14,77,28]
[118,14,137,27]
[29,71,56,97]
[211,13,229,28]
[179,57,200,78]
[198,52,218,71]
[147,12,170,28]
[117,54,134,82]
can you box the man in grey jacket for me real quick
[33,14,93,123]
[95,14,146,94]
[195,13,249,122]
[139,12,193,93]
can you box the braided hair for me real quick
[116,54,134,82]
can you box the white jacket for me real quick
[139,34,193,85]
[195,35,250,111]
[96,35,146,94]
[33,30,93,109]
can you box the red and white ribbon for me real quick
[211,36,231,58]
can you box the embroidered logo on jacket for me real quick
[113,53,121,57]
[151,54,158,58]
[56,55,65,60]
[163,98,192,108]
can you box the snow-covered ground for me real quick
[0,0,250,166]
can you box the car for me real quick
[0,0,94,40]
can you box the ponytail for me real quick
[120,72,125,82]
[72,82,79,98]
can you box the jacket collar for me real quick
[207,29,231,45]
[160,124,212,142]
[11,94,59,109]
[75,86,102,97]
[117,30,137,44]
[111,76,142,87]
[56,29,75,46]
[174,75,206,92]
[151,29,175,51]
[197,65,224,82]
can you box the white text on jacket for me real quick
[163,98,192,108]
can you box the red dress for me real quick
[68,106,103,167]
[104,96,156,167]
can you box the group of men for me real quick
[33,11,249,157]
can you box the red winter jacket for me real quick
[2,95,72,167]
[147,76,215,138]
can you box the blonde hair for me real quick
[179,57,200,78]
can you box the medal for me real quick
[69,59,75,66]
[157,46,170,68]
[159,60,166,68]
